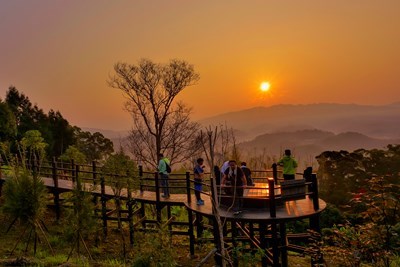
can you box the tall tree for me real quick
[4,86,76,158]
[5,86,47,140]
[108,58,200,168]
[47,110,76,157]
[0,101,17,142]
[74,127,114,162]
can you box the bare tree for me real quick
[108,59,200,168]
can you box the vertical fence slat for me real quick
[52,158,60,221]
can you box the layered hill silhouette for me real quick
[90,103,400,162]
[238,129,400,163]
[199,103,400,141]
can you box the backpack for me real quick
[164,160,172,173]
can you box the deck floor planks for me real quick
[1,176,326,222]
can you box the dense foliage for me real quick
[317,145,400,266]
[1,86,114,162]
[317,145,400,206]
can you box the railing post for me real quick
[155,172,160,202]
[272,163,278,184]
[75,164,80,190]
[155,172,161,224]
[310,173,321,233]
[139,165,143,193]
[186,171,191,204]
[92,161,99,233]
[311,173,319,210]
[71,159,75,183]
[100,175,107,238]
[268,178,276,218]
[92,161,97,185]
[52,157,60,221]
[0,157,3,197]
[0,157,2,179]
[127,170,134,245]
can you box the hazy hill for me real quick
[238,129,400,164]
[199,103,400,141]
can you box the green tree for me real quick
[102,150,137,191]
[74,127,114,162]
[323,176,400,266]
[20,130,48,166]
[0,101,17,142]
[108,58,200,168]
[316,146,400,206]
[1,133,52,256]
[5,86,48,141]
[47,109,76,158]
[59,145,87,164]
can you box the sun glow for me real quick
[260,82,271,92]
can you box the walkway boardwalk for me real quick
[0,165,327,267]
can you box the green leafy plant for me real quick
[1,130,52,256]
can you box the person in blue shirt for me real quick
[194,158,205,205]
[158,153,170,197]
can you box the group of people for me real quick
[157,149,298,207]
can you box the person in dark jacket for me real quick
[241,162,254,186]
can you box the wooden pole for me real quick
[311,174,319,210]
[71,159,75,184]
[271,223,280,266]
[139,165,143,193]
[196,213,203,238]
[310,174,321,233]
[155,172,161,224]
[52,158,60,221]
[268,178,276,218]
[167,205,172,233]
[188,209,195,256]
[259,222,268,267]
[231,220,239,267]
[280,223,288,267]
[186,171,191,204]
[213,217,222,266]
[0,157,2,179]
[100,175,107,238]
[127,171,134,245]
[272,163,278,184]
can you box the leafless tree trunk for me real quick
[200,127,233,267]
[108,59,200,169]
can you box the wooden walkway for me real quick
[1,176,326,222]
[186,195,326,222]
[0,167,327,267]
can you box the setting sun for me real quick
[260,82,271,92]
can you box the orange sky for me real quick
[1,1,399,131]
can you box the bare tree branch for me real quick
[108,58,200,169]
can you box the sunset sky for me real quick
[1,1,399,131]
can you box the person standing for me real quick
[240,162,254,186]
[277,149,298,180]
[194,158,205,205]
[222,160,247,211]
[158,153,170,197]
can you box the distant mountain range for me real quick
[199,102,400,141]
[85,103,400,161]
[238,129,400,163]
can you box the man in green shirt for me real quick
[277,149,298,180]
[158,153,170,197]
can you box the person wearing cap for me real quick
[277,149,298,180]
